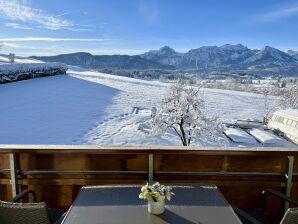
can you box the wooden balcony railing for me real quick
[0,145,297,223]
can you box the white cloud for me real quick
[5,22,33,30]
[139,0,159,25]
[0,0,74,30]
[0,37,110,42]
[0,42,21,48]
[254,2,298,22]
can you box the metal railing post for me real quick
[9,153,18,197]
[148,154,154,184]
[285,156,294,212]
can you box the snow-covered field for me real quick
[0,74,118,144]
[0,64,278,146]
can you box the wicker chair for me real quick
[234,189,298,224]
[0,189,66,224]
[280,208,298,224]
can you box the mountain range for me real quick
[32,44,298,74]
[287,50,298,60]
[141,44,298,69]
[32,52,174,70]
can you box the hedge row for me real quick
[0,63,68,84]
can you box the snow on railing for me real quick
[0,62,68,84]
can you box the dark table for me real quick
[61,185,242,224]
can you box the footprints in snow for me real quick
[73,106,144,143]
[72,112,132,143]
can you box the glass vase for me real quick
[148,200,165,215]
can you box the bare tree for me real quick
[279,83,298,109]
[261,88,271,124]
[261,87,279,124]
[8,53,16,63]
[151,81,217,146]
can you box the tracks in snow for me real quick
[73,107,144,144]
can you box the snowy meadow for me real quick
[0,67,277,146]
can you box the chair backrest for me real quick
[0,200,51,224]
[280,208,298,224]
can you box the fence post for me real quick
[148,154,154,184]
[285,156,294,212]
[9,153,18,197]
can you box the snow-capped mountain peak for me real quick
[242,46,298,66]
[158,46,178,55]
[140,45,182,66]
[287,50,298,60]
[33,44,298,72]
[220,44,247,51]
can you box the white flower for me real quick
[139,182,174,202]
[139,193,144,199]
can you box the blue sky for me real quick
[0,0,298,56]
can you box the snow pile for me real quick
[224,128,258,145]
[0,62,67,84]
[276,109,298,119]
[248,128,294,147]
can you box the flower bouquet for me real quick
[139,182,174,214]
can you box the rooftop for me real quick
[275,109,298,120]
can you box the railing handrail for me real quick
[0,144,297,214]
[0,144,297,156]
